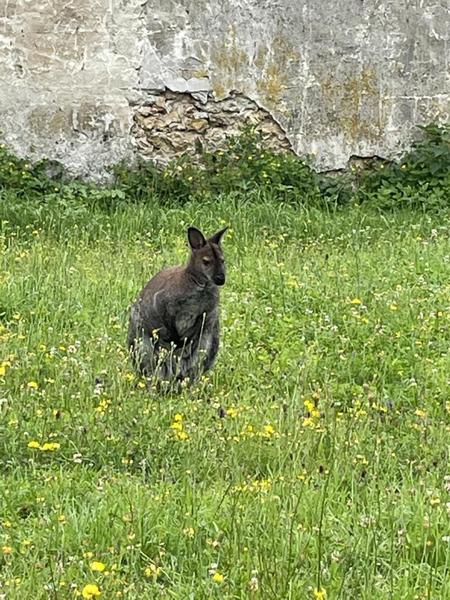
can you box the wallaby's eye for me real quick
[202,258,211,266]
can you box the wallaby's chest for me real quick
[172,292,217,336]
[175,310,201,335]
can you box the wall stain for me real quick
[255,34,301,109]
[320,67,382,141]
[210,25,250,98]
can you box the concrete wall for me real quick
[0,0,449,177]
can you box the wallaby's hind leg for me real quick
[178,319,220,382]
[130,335,180,383]
[128,331,156,377]
[128,305,149,374]
[202,318,220,374]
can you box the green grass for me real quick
[1,197,450,599]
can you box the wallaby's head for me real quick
[187,226,228,286]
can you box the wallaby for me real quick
[127,226,227,384]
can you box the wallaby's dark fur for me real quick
[127,226,227,383]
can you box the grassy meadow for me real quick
[1,194,450,599]
[1,127,450,599]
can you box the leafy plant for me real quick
[357,123,450,209]
[111,127,322,204]
[0,143,58,195]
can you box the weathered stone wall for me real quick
[132,91,292,162]
[0,0,449,176]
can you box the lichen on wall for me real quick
[0,0,448,177]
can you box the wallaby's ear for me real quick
[187,227,206,250]
[209,226,228,246]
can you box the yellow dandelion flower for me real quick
[27,440,40,449]
[350,298,362,305]
[82,584,101,599]
[176,430,189,441]
[40,442,60,452]
[27,381,38,389]
[313,588,327,600]
[304,399,315,413]
[170,420,183,431]
[2,546,13,554]
[90,561,106,572]
[212,571,224,583]
[144,563,161,578]
[263,424,274,436]
[183,527,195,538]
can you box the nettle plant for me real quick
[111,123,450,209]
[357,124,450,209]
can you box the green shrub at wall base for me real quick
[1,124,449,214]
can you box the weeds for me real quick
[1,124,449,217]
[112,127,320,205]
[358,124,450,210]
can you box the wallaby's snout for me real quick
[214,272,225,286]
[213,258,226,286]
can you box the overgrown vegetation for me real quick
[1,123,449,216]
[358,124,450,210]
[0,125,450,598]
